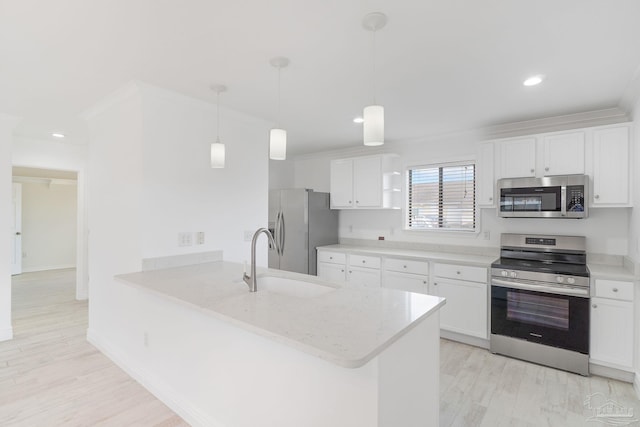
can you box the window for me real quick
[407,163,476,231]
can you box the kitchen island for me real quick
[93,261,445,427]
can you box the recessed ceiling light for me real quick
[52,133,65,138]
[353,117,364,124]
[523,75,544,86]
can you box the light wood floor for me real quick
[0,269,187,426]
[2,269,639,426]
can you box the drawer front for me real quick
[434,263,487,283]
[595,279,634,301]
[317,251,346,265]
[349,254,381,269]
[384,258,429,275]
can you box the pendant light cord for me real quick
[277,66,282,127]
[216,91,220,143]
[372,29,377,105]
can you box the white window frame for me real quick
[404,160,477,232]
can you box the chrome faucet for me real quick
[243,228,276,292]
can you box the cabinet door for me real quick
[383,271,428,294]
[590,297,633,368]
[542,131,585,176]
[353,156,382,208]
[348,267,381,287]
[432,278,487,339]
[330,159,354,208]
[317,262,346,283]
[592,127,630,206]
[500,137,536,178]
[477,142,495,207]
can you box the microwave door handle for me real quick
[561,186,567,217]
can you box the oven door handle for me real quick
[491,278,589,297]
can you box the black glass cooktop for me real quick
[491,257,590,277]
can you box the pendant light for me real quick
[362,12,387,147]
[269,56,289,160]
[210,84,227,168]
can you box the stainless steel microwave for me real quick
[497,175,588,219]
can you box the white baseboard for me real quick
[634,372,640,399]
[589,363,635,382]
[22,264,76,273]
[0,326,13,342]
[86,329,221,427]
[441,330,490,349]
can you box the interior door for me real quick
[11,183,22,275]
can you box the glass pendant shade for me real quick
[363,105,384,146]
[210,140,226,168]
[269,128,287,160]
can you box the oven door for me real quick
[491,282,589,354]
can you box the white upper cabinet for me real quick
[477,142,496,207]
[330,154,401,210]
[542,131,585,176]
[499,137,536,178]
[589,125,631,207]
[353,156,382,208]
[499,131,585,179]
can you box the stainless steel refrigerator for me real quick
[268,189,338,275]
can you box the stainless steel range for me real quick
[490,233,590,376]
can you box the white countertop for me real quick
[588,263,638,281]
[115,262,445,369]
[317,244,497,266]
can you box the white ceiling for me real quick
[2,0,640,155]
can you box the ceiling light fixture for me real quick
[353,117,364,124]
[523,75,544,86]
[52,133,65,138]
[362,12,387,147]
[210,84,227,168]
[269,56,290,160]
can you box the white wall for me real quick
[85,81,271,359]
[269,158,295,190]
[290,128,633,256]
[19,180,77,272]
[0,114,20,341]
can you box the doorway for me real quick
[11,166,86,299]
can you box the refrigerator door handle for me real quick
[274,211,281,254]
[279,212,285,255]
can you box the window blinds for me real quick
[408,164,476,230]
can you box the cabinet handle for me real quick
[423,280,427,284]
[341,269,344,273]
[456,271,461,275]
[403,265,407,268]
[362,260,366,264]
[595,195,600,200]
[489,197,493,201]
[349,270,352,274]
[530,169,535,173]
[434,282,438,286]
[613,288,618,292]
[592,304,597,308]
[329,256,333,260]
[356,200,359,204]
[545,167,549,172]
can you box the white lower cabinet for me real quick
[433,263,488,339]
[317,250,381,287]
[382,258,429,294]
[590,279,634,369]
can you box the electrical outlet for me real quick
[178,232,193,247]
[196,232,205,245]
[483,231,491,240]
